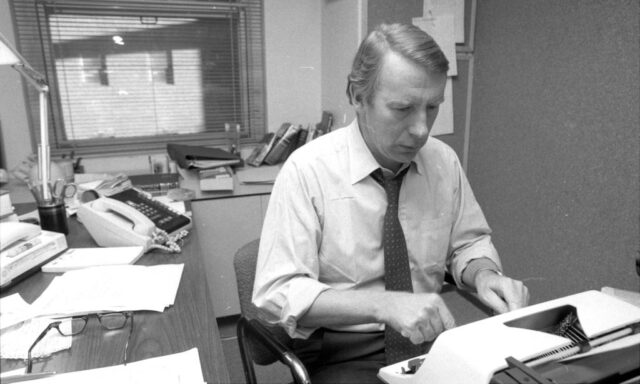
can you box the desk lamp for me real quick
[0,32,51,200]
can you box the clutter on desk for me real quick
[167,143,243,170]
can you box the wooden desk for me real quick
[0,218,231,383]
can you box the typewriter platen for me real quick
[378,290,640,384]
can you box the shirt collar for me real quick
[347,119,423,184]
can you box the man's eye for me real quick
[394,106,411,112]
[427,105,439,110]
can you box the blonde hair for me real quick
[346,23,449,105]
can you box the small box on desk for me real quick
[199,167,234,192]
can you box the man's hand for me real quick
[474,270,529,314]
[381,292,456,345]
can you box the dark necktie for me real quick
[372,168,425,364]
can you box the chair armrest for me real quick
[237,317,311,384]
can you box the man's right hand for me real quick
[379,292,456,344]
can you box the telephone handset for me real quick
[0,222,41,252]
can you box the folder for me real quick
[167,143,243,170]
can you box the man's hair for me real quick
[346,23,449,105]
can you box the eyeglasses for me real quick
[26,312,134,374]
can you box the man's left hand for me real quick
[474,270,529,314]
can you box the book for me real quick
[294,124,309,151]
[263,124,301,165]
[248,123,291,167]
[129,173,180,196]
[199,166,234,191]
[316,111,334,135]
[41,246,145,273]
[246,132,275,167]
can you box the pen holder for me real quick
[37,201,69,235]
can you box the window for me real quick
[10,0,266,155]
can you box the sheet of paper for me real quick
[1,317,71,359]
[423,0,465,43]
[30,264,184,318]
[1,348,204,384]
[430,77,454,136]
[0,293,34,330]
[413,14,458,77]
[9,348,205,384]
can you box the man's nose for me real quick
[409,111,430,139]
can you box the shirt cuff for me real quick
[461,257,501,289]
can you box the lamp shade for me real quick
[0,33,23,66]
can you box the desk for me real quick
[0,217,231,383]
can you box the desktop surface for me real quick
[0,217,230,383]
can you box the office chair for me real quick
[233,239,311,384]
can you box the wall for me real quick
[469,0,639,301]
[320,0,367,127]
[0,0,33,171]
[264,0,322,131]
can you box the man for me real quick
[253,23,529,383]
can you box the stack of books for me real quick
[0,189,18,223]
[246,111,334,167]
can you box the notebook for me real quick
[41,246,145,273]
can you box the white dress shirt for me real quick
[253,119,501,338]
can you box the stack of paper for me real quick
[30,264,184,318]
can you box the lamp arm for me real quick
[12,63,48,92]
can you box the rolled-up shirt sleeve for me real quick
[446,154,502,289]
[252,160,330,339]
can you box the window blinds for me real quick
[10,0,266,154]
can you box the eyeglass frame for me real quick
[26,311,134,374]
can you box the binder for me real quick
[167,143,243,170]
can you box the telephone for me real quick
[1,222,68,289]
[77,188,192,253]
[0,222,41,251]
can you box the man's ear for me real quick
[348,84,363,108]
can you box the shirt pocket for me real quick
[406,215,452,290]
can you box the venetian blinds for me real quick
[10,0,266,154]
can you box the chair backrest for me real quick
[233,238,294,365]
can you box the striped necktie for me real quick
[372,168,425,364]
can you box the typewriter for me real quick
[378,290,640,384]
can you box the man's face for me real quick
[355,51,447,172]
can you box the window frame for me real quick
[11,0,266,157]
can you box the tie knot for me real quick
[372,167,407,194]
